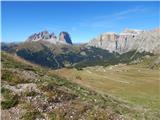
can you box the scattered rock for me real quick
[1,104,25,120]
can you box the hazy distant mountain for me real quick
[88,28,160,54]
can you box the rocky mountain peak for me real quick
[59,31,72,44]
[88,28,160,54]
[26,31,72,45]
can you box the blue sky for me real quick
[2,1,159,43]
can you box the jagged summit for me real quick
[59,31,72,44]
[26,31,72,45]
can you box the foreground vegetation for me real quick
[1,51,124,120]
[1,51,160,120]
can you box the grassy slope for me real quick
[1,51,160,119]
[2,41,153,70]
[54,56,160,119]
[1,51,137,120]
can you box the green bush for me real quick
[1,95,19,109]
[1,70,28,85]
[1,70,13,82]
[22,110,42,120]
[22,104,43,120]
[1,87,12,98]
[24,91,38,97]
[48,112,56,120]
[1,87,19,109]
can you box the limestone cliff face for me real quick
[26,31,72,45]
[88,29,160,54]
[88,32,118,52]
[127,29,160,54]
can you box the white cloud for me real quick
[114,8,145,17]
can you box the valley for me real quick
[54,57,160,118]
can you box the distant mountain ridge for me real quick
[24,28,160,54]
[1,28,159,69]
[88,28,160,54]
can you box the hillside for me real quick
[1,41,152,69]
[0,51,127,120]
[1,51,150,120]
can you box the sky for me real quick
[1,1,160,43]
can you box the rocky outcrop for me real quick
[88,32,119,52]
[26,31,72,45]
[88,28,160,54]
[59,32,72,44]
[88,29,143,53]
[127,29,160,54]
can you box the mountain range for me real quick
[2,28,160,69]
[88,28,160,54]
[24,28,160,54]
